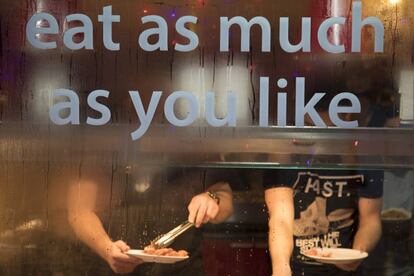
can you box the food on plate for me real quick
[303,248,368,265]
[381,208,411,220]
[144,245,188,257]
[305,248,332,258]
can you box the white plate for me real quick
[126,249,189,264]
[302,248,368,264]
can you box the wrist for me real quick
[272,258,291,270]
[353,245,368,253]
[272,263,291,276]
[98,239,114,261]
[206,191,220,205]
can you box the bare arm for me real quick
[265,187,294,276]
[67,181,113,260]
[354,197,382,252]
[188,182,233,227]
[67,180,142,274]
[336,197,382,271]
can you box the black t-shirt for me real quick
[263,169,383,272]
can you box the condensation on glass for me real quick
[0,0,413,275]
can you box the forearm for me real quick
[208,182,233,224]
[265,188,294,275]
[69,210,113,260]
[269,218,293,273]
[354,197,383,253]
[353,218,382,252]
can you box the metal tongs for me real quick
[151,221,194,249]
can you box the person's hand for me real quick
[188,192,219,228]
[335,260,362,272]
[104,240,143,274]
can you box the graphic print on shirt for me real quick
[291,172,364,261]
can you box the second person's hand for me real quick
[104,240,143,274]
[188,192,219,228]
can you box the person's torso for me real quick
[291,170,366,266]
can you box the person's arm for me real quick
[354,197,383,251]
[67,180,142,274]
[67,181,111,259]
[188,181,233,227]
[336,197,382,272]
[265,187,294,276]
[208,181,233,224]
